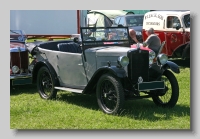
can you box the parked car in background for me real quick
[10,30,36,86]
[112,14,144,44]
[142,10,190,59]
[26,26,180,115]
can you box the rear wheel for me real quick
[37,66,57,99]
[96,74,125,115]
[182,43,190,59]
[152,70,179,108]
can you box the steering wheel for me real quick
[85,37,96,41]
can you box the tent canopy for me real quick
[86,10,150,27]
[123,10,150,14]
[89,10,128,20]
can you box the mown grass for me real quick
[10,67,190,129]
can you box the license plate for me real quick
[12,78,32,86]
[138,81,165,91]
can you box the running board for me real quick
[54,87,83,93]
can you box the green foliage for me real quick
[10,68,190,129]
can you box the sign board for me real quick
[10,10,86,35]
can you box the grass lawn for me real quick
[10,67,190,129]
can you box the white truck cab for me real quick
[142,10,190,59]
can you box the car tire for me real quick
[152,70,179,108]
[182,43,190,60]
[96,73,125,115]
[37,66,57,100]
[10,80,13,88]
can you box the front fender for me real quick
[82,66,127,94]
[32,60,59,83]
[104,66,127,78]
[162,61,180,74]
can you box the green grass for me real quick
[10,67,190,129]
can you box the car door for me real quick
[57,52,87,89]
[182,14,190,44]
[164,15,184,56]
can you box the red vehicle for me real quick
[142,10,190,59]
[10,30,36,86]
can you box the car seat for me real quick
[57,42,82,53]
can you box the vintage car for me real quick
[142,10,190,59]
[112,14,144,43]
[10,30,36,86]
[26,26,180,115]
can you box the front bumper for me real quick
[10,73,32,85]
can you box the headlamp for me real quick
[157,54,168,65]
[12,65,19,74]
[117,56,129,67]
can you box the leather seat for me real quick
[57,42,82,53]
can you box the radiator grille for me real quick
[127,49,149,84]
[10,51,29,74]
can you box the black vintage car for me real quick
[112,14,144,44]
[26,26,180,115]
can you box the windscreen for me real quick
[126,15,144,26]
[80,27,130,47]
[183,14,190,28]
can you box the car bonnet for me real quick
[95,46,133,57]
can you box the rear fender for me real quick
[25,41,41,55]
[32,60,59,84]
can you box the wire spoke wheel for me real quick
[152,70,179,108]
[40,71,53,97]
[100,80,118,111]
[37,66,57,99]
[157,76,171,103]
[96,74,124,115]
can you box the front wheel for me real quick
[37,66,57,99]
[152,70,179,108]
[96,74,125,115]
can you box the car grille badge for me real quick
[138,76,143,83]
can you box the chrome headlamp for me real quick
[157,54,168,65]
[117,56,129,67]
[149,50,156,65]
[12,65,19,74]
